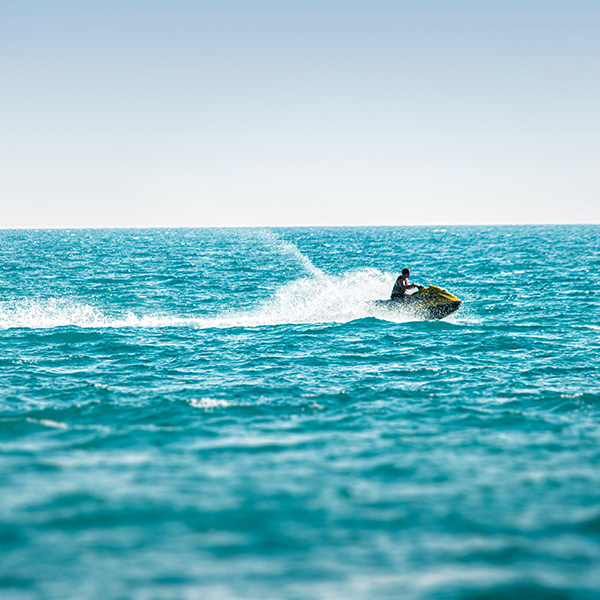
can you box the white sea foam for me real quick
[0,268,424,330]
[26,417,69,429]
[0,298,108,330]
[230,267,402,327]
[189,398,231,409]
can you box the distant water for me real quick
[1,226,599,600]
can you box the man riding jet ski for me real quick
[373,268,461,320]
[391,268,418,301]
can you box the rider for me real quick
[391,268,417,301]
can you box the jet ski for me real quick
[372,285,461,320]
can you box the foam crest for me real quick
[188,398,232,410]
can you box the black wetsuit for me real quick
[391,276,409,301]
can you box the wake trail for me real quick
[0,269,416,330]
[0,233,449,330]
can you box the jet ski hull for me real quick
[373,285,461,320]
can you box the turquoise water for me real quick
[1,226,599,600]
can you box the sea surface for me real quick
[1,225,599,600]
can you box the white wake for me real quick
[0,233,433,330]
[0,268,409,330]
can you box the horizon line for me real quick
[2,222,598,231]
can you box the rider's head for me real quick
[402,268,410,277]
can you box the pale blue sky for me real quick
[2,1,598,227]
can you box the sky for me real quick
[1,0,599,228]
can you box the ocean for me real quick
[1,225,599,600]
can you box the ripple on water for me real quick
[0,226,599,598]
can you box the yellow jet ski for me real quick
[373,285,461,320]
